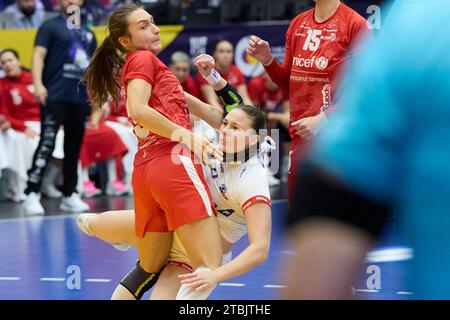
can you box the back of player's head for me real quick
[86,3,142,108]
[238,104,266,132]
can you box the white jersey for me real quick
[203,156,271,244]
[192,119,219,145]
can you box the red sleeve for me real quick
[124,51,156,86]
[9,118,27,132]
[0,84,6,116]
[348,14,372,57]
[264,17,295,92]
[233,66,246,86]
[248,77,262,103]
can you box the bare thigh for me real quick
[175,216,222,270]
[137,231,172,273]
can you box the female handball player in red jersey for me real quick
[78,54,272,299]
[85,4,227,300]
[247,0,370,200]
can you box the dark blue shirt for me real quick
[34,15,97,105]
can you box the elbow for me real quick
[127,103,145,123]
[255,245,270,264]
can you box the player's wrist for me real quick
[203,68,222,86]
[262,55,274,66]
[174,128,193,145]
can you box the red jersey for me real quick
[265,3,369,138]
[107,92,128,121]
[0,70,40,132]
[196,64,246,88]
[182,75,202,100]
[248,76,289,112]
[121,50,192,166]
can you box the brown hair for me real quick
[85,3,141,108]
[0,49,20,60]
[237,104,266,132]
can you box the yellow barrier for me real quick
[0,25,184,69]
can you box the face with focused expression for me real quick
[119,9,162,54]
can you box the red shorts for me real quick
[132,151,216,237]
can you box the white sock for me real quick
[175,267,216,300]
[106,158,117,182]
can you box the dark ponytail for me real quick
[85,35,124,107]
[85,3,142,108]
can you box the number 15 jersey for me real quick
[266,3,369,138]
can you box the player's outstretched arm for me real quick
[179,202,271,291]
[185,54,244,129]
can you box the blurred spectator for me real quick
[1,0,45,29]
[168,50,218,151]
[104,94,137,195]
[282,0,450,299]
[22,0,97,215]
[80,0,106,27]
[169,51,202,99]
[0,49,63,202]
[79,106,128,198]
[197,39,252,109]
[249,71,290,185]
[249,71,290,129]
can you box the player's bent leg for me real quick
[175,217,222,300]
[175,216,222,271]
[149,264,190,300]
[137,231,172,274]
[88,210,137,246]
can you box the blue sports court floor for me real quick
[0,198,412,300]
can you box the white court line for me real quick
[85,279,111,283]
[397,291,414,295]
[219,283,246,287]
[354,289,379,293]
[365,247,413,263]
[0,213,80,224]
[281,250,296,255]
[0,277,21,281]
[264,285,286,288]
[40,278,66,281]
[0,202,287,224]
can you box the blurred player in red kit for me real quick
[247,0,370,200]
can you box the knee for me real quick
[120,260,160,300]
[139,256,163,274]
